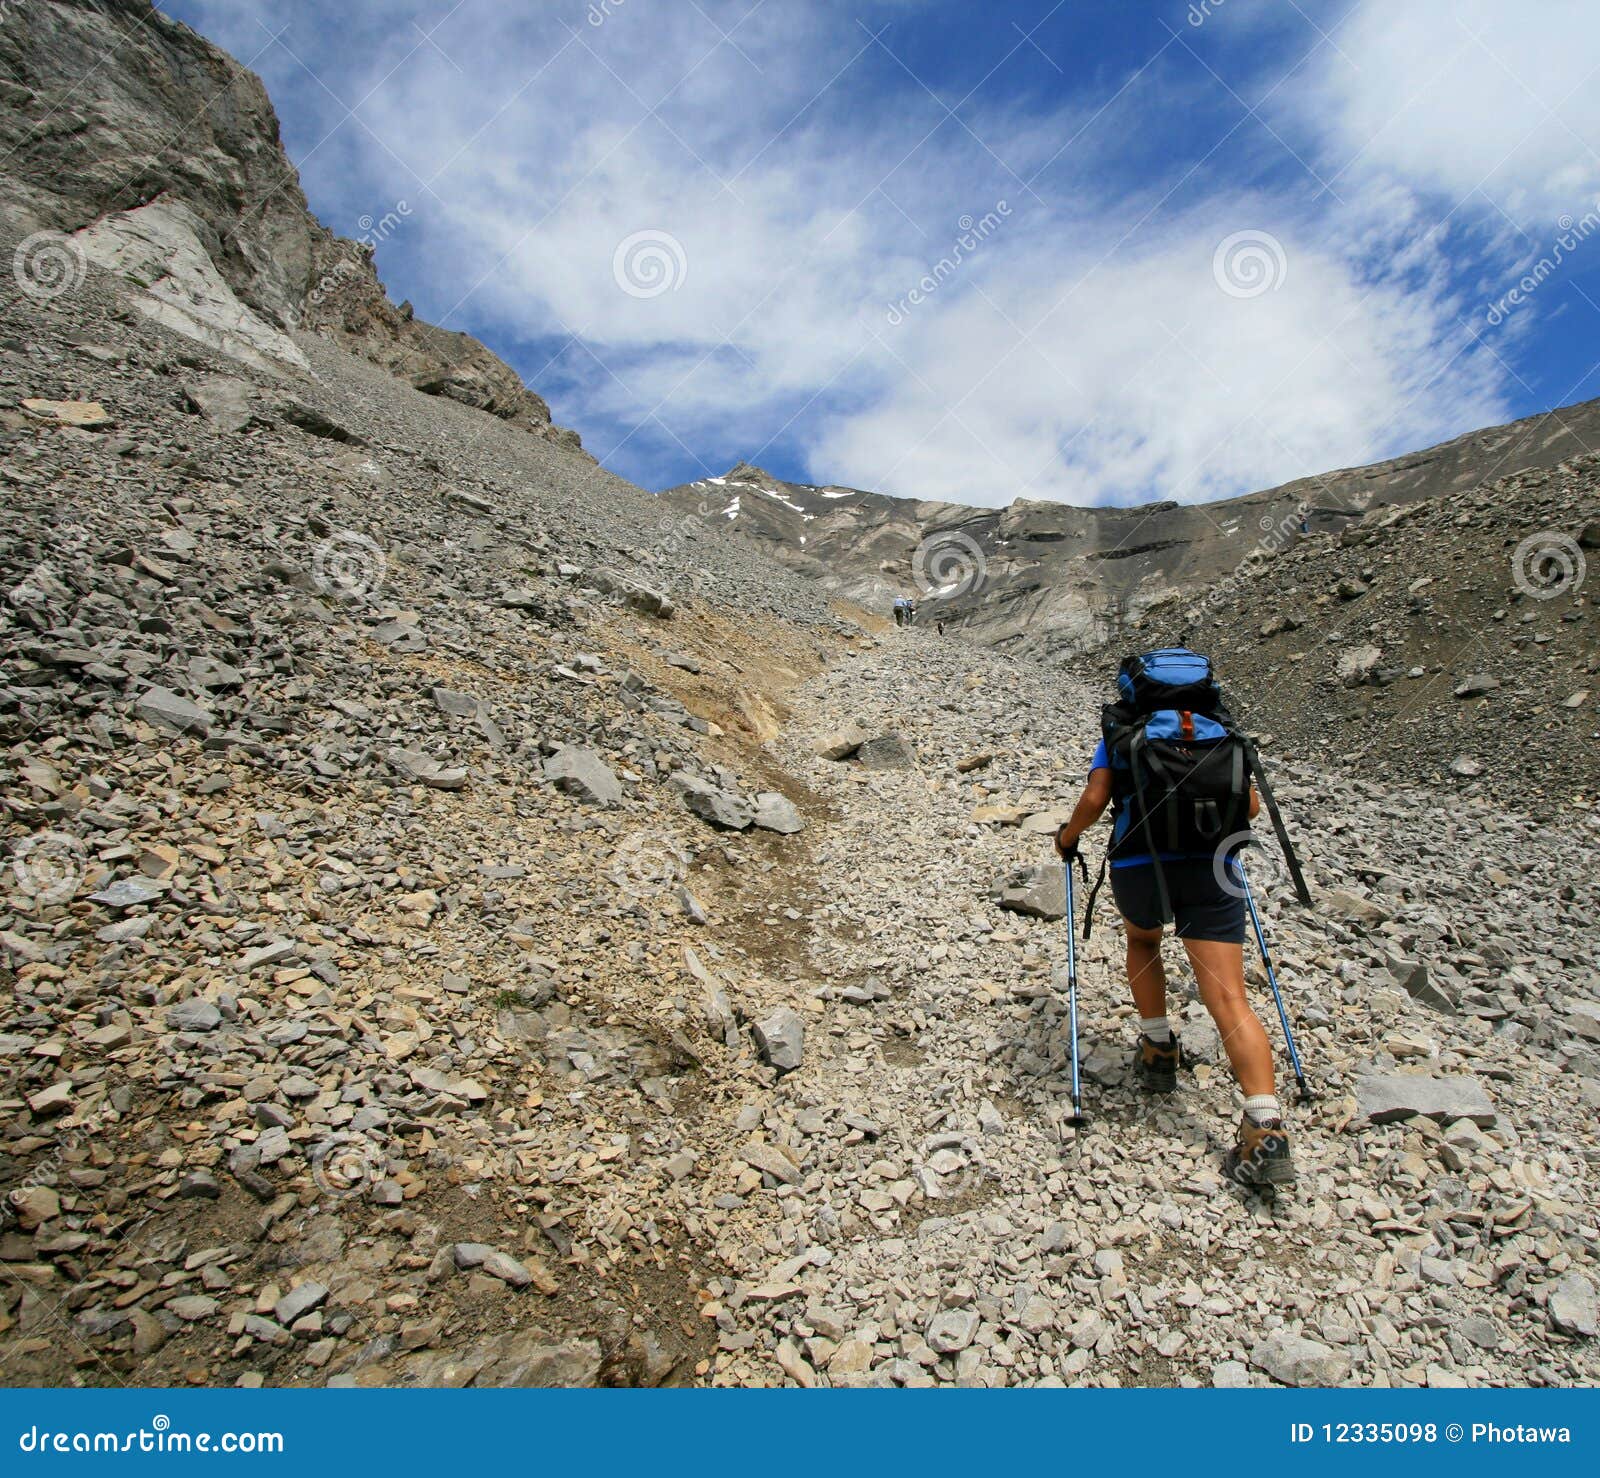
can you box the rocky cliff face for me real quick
[663,399,1600,657]
[0,0,578,448]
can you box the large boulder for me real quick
[134,685,212,737]
[1336,644,1382,687]
[1548,1273,1598,1337]
[815,722,869,760]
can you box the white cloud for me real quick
[1292,0,1600,226]
[172,0,1584,506]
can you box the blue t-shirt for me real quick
[1088,739,1240,874]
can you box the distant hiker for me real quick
[1052,648,1309,1187]
[1299,512,1310,537]
[936,620,946,636]
[892,597,910,627]
[906,600,917,627]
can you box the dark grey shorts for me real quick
[1109,858,1246,943]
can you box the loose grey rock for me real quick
[135,685,212,735]
[1355,1073,1496,1126]
[275,1281,329,1325]
[926,1309,979,1353]
[166,998,222,1033]
[1251,1329,1351,1386]
[543,745,621,806]
[1549,1273,1598,1337]
[752,1007,805,1071]
[990,864,1067,920]
[1337,644,1382,687]
[388,748,469,790]
[857,732,917,770]
[815,721,869,760]
[752,792,804,834]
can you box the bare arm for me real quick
[1054,768,1112,856]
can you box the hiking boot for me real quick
[1133,1033,1180,1093]
[1223,1115,1295,1188]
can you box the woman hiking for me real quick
[1050,650,1295,1187]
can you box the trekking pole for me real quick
[1238,859,1312,1103]
[1062,858,1086,1125]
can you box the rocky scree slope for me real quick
[1,243,1597,1386]
[0,228,853,1387]
[716,629,1599,1388]
[1147,455,1599,807]
[0,0,578,447]
[661,400,1600,657]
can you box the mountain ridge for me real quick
[661,394,1600,655]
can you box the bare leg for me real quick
[1182,937,1275,1098]
[1123,920,1168,1021]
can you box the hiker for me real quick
[1051,649,1306,1187]
[892,598,907,626]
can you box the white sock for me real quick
[1242,1094,1281,1124]
[1139,1016,1172,1044]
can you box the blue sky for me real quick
[160,0,1600,507]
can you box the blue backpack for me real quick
[1084,648,1310,934]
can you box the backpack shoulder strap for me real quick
[1244,742,1312,907]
